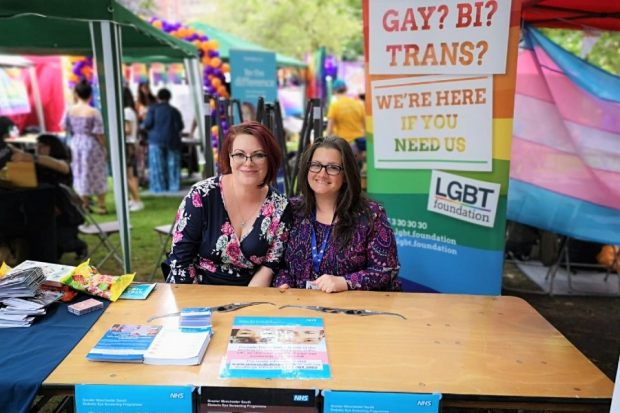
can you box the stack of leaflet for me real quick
[0,267,45,299]
[179,307,212,330]
[0,290,63,327]
[143,307,213,365]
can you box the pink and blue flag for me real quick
[509,27,620,244]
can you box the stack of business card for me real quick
[68,298,104,316]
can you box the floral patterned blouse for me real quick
[166,175,291,285]
[273,198,401,291]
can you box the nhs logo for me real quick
[427,170,500,228]
[293,394,309,402]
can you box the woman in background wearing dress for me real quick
[165,121,291,286]
[123,86,144,212]
[65,80,108,214]
[274,137,400,293]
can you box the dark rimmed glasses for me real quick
[308,161,343,176]
[230,152,268,164]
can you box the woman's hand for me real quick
[314,274,348,293]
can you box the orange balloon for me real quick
[211,125,219,134]
[221,63,230,73]
[216,85,227,95]
[211,39,219,49]
[152,20,163,29]
[211,77,222,88]
[69,73,79,83]
[210,57,221,68]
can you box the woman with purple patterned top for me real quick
[164,122,291,286]
[274,137,400,293]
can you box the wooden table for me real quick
[44,285,614,410]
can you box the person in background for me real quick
[65,79,108,214]
[326,79,366,169]
[241,102,256,122]
[10,134,88,260]
[122,87,144,212]
[141,88,184,193]
[0,117,17,168]
[0,116,17,140]
[274,137,400,293]
[165,121,291,286]
[135,81,156,187]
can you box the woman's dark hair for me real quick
[74,79,93,100]
[122,86,136,113]
[218,121,281,187]
[37,134,71,162]
[297,136,369,246]
[137,81,156,106]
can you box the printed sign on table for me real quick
[323,390,441,413]
[371,74,493,171]
[369,0,512,75]
[75,384,193,413]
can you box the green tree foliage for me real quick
[118,0,156,16]
[196,0,364,60]
[541,28,620,75]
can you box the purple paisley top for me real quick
[273,198,401,291]
[166,176,291,285]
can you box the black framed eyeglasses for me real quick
[230,152,268,164]
[308,162,343,176]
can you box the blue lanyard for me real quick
[311,210,333,277]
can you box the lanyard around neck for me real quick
[311,209,334,277]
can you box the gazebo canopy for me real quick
[0,0,197,60]
[522,0,620,31]
[0,0,201,272]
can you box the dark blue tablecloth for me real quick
[0,297,109,413]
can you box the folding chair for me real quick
[58,184,127,269]
[149,222,174,281]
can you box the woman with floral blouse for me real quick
[274,137,401,293]
[165,122,291,286]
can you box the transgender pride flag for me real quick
[508,27,620,245]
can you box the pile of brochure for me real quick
[0,290,63,328]
[179,307,212,330]
[0,267,45,299]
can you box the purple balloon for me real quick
[213,68,222,77]
[207,50,218,58]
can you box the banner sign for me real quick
[364,0,521,294]
[230,49,277,103]
[369,0,511,75]
[371,74,492,170]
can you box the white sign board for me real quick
[369,0,512,75]
[371,74,493,171]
